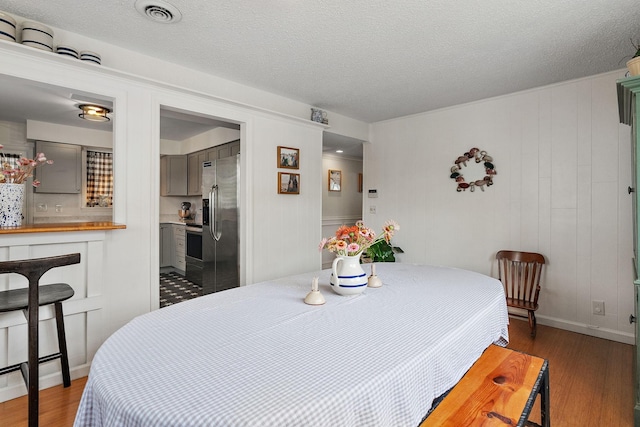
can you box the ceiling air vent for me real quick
[135,0,182,24]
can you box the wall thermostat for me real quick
[368,189,378,198]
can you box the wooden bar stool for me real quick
[0,253,81,427]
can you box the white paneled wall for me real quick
[0,232,106,402]
[366,70,634,343]
[249,115,324,282]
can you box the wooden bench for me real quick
[420,344,550,427]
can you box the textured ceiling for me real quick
[0,0,638,124]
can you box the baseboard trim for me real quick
[532,315,635,345]
[0,364,90,403]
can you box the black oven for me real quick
[185,227,203,261]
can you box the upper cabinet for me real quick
[212,140,240,160]
[34,141,82,194]
[160,155,188,196]
[163,140,240,197]
[187,151,207,196]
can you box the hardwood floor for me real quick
[0,318,634,426]
[0,376,87,427]
[506,318,634,426]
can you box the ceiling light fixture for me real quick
[336,149,343,153]
[135,0,182,24]
[78,104,111,122]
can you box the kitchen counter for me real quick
[160,221,187,226]
[0,221,126,234]
[159,216,200,226]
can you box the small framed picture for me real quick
[358,173,363,193]
[328,169,341,192]
[278,172,300,194]
[277,146,299,169]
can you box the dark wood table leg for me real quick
[540,361,550,427]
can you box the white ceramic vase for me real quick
[0,183,25,226]
[330,254,368,295]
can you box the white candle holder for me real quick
[304,276,326,305]
[367,264,383,288]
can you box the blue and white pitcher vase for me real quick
[330,254,368,296]
[0,183,25,226]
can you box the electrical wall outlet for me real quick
[369,206,376,214]
[55,204,63,213]
[36,203,47,212]
[592,300,605,316]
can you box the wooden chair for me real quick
[0,253,81,427]
[496,250,545,338]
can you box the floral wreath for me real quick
[449,147,496,192]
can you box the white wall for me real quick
[365,69,634,343]
[249,114,323,281]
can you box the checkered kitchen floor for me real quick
[159,272,203,307]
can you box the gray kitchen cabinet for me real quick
[159,224,172,267]
[186,140,240,195]
[212,144,230,160]
[159,224,185,270]
[229,140,240,157]
[187,151,207,195]
[34,141,81,193]
[160,155,188,196]
[208,140,240,161]
[160,141,239,197]
[172,224,186,271]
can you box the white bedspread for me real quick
[74,263,508,427]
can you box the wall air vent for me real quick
[135,0,182,24]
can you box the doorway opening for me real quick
[158,106,241,307]
[321,132,365,269]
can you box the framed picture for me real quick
[277,146,299,169]
[278,172,300,194]
[328,169,341,192]
[358,173,363,193]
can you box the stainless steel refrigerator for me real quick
[186,154,239,294]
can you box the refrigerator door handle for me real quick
[209,184,222,241]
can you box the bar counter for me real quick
[0,222,126,234]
